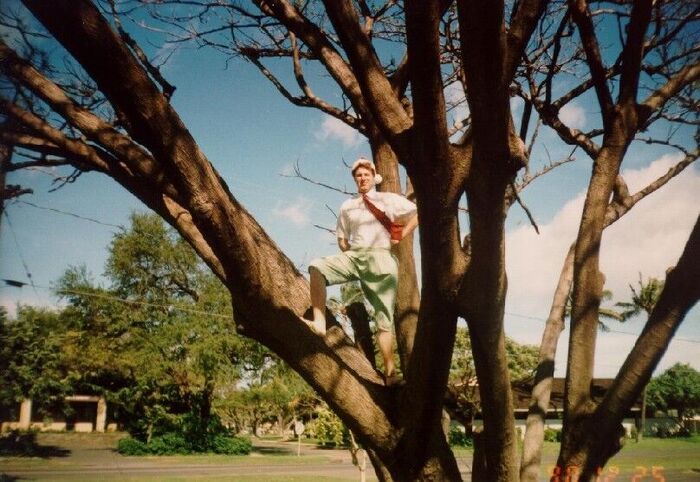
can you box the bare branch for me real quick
[322,0,412,138]
[530,95,601,159]
[569,0,615,124]
[605,149,699,227]
[510,181,540,234]
[638,59,700,124]
[241,50,365,134]
[109,0,176,99]
[280,160,354,195]
[617,1,653,106]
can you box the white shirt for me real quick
[336,189,417,249]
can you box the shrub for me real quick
[310,406,348,447]
[543,428,562,442]
[148,433,190,455]
[448,426,474,447]
[117,437,149,455]
[117,432,252,456]
[211,435,252,455]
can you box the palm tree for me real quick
[616,274,664,440]
[616,275,664,321]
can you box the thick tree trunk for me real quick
[559,144,626,476]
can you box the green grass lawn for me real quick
[452,437,700,480]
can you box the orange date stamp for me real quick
[548,465,666,481]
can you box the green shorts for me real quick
[309,247,398,331]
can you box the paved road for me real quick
[0,434,472,481]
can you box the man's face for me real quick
[353,166,374,193]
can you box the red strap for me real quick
[362,194,402,241]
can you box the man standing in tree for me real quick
[301,158,418,385]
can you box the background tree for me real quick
[56,213,245,442]
[1,1,698,480]
[617,275,665,322]
[613,275,664,440]
[646,363,700,435]
[0,306,74,418]
[447,327,539,437]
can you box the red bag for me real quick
[362,194,404,242]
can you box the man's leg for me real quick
[307,266,327,335]
[377,329,395,377]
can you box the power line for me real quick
[505,310,700,345]
[2,211,39,296]
[3,280,232,320]
[4,281,698,344]
[14,200,125,230]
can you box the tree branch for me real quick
[585,214,700,477]
[505,0,549,80]
[568,0,615,125]
[321,0,412,142]
[241,50,365,133]
[280,160,354,195]
[617,0,652,107]
[638,59,700,125]
[0,39,166,186]
[109,0,176,99]
[253,0,373,123]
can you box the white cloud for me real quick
[315,116,361,147]
[559,103,587,129]
[505,154,700,375]
[272,197,312,226]
[444,81,470,124]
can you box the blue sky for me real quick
[1,4,698,378]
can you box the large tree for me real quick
[1,1,699,481]
[646,363,700,433]
[56,213,245,439]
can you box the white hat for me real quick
[351,157,383,184]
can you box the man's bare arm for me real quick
[338,237,350,251]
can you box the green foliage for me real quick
[216,351,317,436]
[4,212,315,443]
[448,327,539,435]
[210,434,253,454]
[543,428,562,442]
[616,275,664,321]
[117,431,252,455]
[55,213,245,438]
[148,433,191,455]
[448,426,473,447]
[647,363,700,430]
[309,405,348,447]
[117,436,149,455]
[0,307,75,416]
[118,409,252,455]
